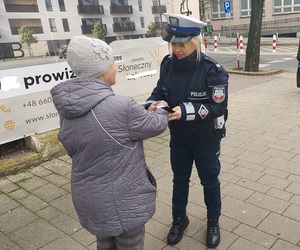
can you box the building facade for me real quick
[0,0,172,58]
[205,0,300,38]
[1,0,299,59]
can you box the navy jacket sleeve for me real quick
[179,57,229,122]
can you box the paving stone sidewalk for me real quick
[1,71,300,250]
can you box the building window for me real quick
[58,0,66,11]
[111,0,128,4]
[45,0,53,11]
[274,0,300,14]
[62,18,70,32]
[240,0,251,16]
[138,0,143,11]
[152,0,158,6]
[80,0,99,4]
[82,18,100,25]
[212,0,233,19]
[49,18,57,32]
[140,17,144,28]
[240,0,265,17]
[113,17,130,23]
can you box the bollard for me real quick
[239,35,244,53]
[214,36,218,52]
[203,37,207,54]
[204,37,207,49]
[272,34,277,52]
[236,36,240,70]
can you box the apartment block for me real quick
[0,0,170,58]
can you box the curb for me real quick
[0,129,66,177]
[226,69,284,76]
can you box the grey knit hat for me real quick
[67,36,113,77]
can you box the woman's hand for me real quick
[168,106,181,121]
[148,100,169,112]
[148,101,159,112]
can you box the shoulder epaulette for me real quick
[160,54,172,67]
[201,53,224,72]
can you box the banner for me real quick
[110,37,168,103]
[0,37,168,145]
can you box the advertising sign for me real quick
[110,37,168,103]
[0,37,168,145]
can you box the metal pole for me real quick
[158,0,163,35]
[228,13,232,42]
[236,34,240,70]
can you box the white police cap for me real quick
[162,13,207,43]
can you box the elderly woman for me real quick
[50,36,169,250]
[145,13,229,248]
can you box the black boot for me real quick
[206,219,220,248]
[167,215,189,245]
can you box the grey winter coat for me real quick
[50,77,168,237]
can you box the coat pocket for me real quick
[146,166,157,188]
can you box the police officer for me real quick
[145,13,229,248]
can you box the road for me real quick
[206,44,298,71]
[0,44,297,72]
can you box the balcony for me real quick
[113,22,135,32]
[5,4,39,12]
[155,21,167,29]
[11,26,43,35]
[78,4,104,15]
[110,4,133,14]
[152,5,166,14]
[81,24,107,34]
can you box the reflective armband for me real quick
[183,102,195,121]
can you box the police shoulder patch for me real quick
[212,86,225,103]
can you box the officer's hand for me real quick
[168,106,181,121]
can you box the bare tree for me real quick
[198,0,219,21]
[245,0,265,72]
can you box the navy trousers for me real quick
[170,140,221,220]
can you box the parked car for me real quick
[57,45,67,59]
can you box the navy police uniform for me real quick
[146,12,227,247]
[145,49,229,220]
